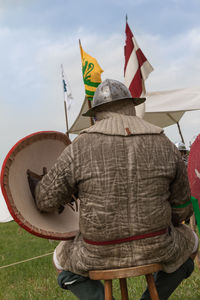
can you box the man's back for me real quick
[47,114,194,275]
[75,132,181,240]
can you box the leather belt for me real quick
[83,228,168,246]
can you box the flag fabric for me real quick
[61,64,73,110]
[124,21,153,98]
[79,42,103,101]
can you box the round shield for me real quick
[188,134,200,205]
[1,131,79,240]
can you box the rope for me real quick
[0,252,53,270]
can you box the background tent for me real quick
[0,190,12,222]
[68,87,200,135]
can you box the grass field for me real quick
[0,221,199,300]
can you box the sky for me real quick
[1,0,200,218]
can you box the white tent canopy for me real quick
[69,87,200,134]
[0,190,13,223]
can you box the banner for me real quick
[79,41,103,101]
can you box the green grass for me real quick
[0,222,199,299]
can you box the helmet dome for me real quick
[83,79,146,117]
[175,141,186,151]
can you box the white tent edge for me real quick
[68,86,200,134]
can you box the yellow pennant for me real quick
[80,43,103,100]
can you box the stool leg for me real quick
[119,278,129,300]
[104,279,112,300]
[145,274,160,300]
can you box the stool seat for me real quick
[89,263,162,300]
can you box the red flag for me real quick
[124,21,153,97]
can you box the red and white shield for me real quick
[1,131,79,240]
[188,134,200,207]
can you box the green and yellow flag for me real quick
[80,42,103,101]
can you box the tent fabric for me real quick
[69,87,200,134]
[0,191,12,223]
[144,111,185,128]
[69,97,93,134]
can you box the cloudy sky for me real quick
[1,0,200,217]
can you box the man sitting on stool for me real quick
[28,79,198,300]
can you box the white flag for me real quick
[61,64,73,110]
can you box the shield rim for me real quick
[1,130,78,240]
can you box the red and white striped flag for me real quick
[124,21,153,99]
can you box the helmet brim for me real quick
[82,97,146,117]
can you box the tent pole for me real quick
[176,121,185,144]
[166,113,185,144]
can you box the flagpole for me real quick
[79,39,82,59]
[61,64,69,136]
[87,97,94,126]
[64,99,69,134]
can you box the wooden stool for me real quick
[89,263,162,300]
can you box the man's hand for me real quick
[27,167,65,214]
[27,167,47,200]
[171,215,180,227]
[58,205,65,214]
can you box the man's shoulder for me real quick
[78,115,164,137]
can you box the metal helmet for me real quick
[175,141,187,151]
[82,79,146,117]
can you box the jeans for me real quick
[57,257,194,300]
[140,257,194,300]
[58,270,105,300]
